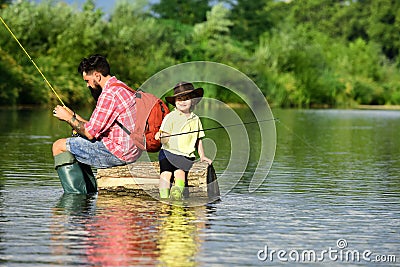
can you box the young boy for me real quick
[155,82,212,200]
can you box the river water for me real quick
[0,108,399,266]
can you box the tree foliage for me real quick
[152,0,210,25]
[0,0,10,9]
[0,0,399,107]
[228,0,279,46]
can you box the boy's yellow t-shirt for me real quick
[160,109,205,157]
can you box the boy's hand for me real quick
[155,131,161,140]
[200,156,213,165]
[157,131,170,144]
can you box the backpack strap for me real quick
[115,120,131,135]
[110,82,136,93]
[109,82,136,135]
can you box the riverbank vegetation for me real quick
[1,0,400,108]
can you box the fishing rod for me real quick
[160,118,278,138]
[0,16,65,106]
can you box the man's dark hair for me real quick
[78,54,110,76]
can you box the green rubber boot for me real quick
[170,178,185,200]
[159,188,170,199]
[54,152,97,194]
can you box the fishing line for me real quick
[0,16,65,106]
[275,119,320,152]
[160,118,278,138]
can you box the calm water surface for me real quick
[0,108,399,266]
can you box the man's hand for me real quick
[53,105,93,140]
[53,105,73,122]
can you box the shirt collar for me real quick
[175,108,196,119]
[104,76,118,90]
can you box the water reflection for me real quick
[51,194,208,266]
[86,195,158,266]
[51,194,97,265]
[157,204,205,267]
[1,108,399,266]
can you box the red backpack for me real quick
[112,83,169,152]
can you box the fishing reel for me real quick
[71,129,81,137]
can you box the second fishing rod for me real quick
[159,118,278,138]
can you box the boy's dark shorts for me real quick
[159,149,195,173]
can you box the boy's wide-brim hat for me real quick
[165,82,204,106]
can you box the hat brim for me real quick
[165,87,203,106]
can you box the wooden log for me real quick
[96,161,210,197]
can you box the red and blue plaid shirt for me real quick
[85,77,141,162]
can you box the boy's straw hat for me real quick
[165,82,204,106]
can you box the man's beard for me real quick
[89,83,102,102]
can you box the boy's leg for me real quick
[174,170,186,189]
[170,169,186,200]
[159,171,172,199]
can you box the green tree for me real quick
[1,0,400,107]
[0,0,11,9]
[192,3,249,65]
[52,0,106,66]
[0,50,41,105]
[0,0,105,105]
[192,4,250,102]
[366,0,400,60]
[152,0,210,25]
[193,3,232,40]
[288,0,400,61]
[229,0,281,45]
[106,1,176,85]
